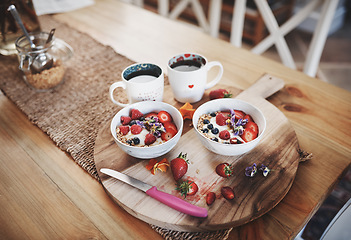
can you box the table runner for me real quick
[0,15,232,240]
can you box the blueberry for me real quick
[202,128,209,133]
[126,139,133,145]
[133,137,140,145]
[210,112,216,117]
[211,128,219,134]
[207,123,213,129]
[211,137,219,142]
[139,116,145,121]
[203,119,210,124]
[129,120,137,126]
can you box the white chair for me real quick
[230,0,340,77]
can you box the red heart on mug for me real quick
[188,85,194,88]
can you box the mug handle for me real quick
[109,81,129,107]
[205,61,223,89]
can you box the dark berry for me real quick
[129,120,137,126]
[207,123,213,129]
[211,137,219,142]
[202,128,209,133]
[139,116,145,121]
[211,128,219,134]
[126,139,133,145]
[133,137,140,145]
[203,119,210,124]
[210,112,216,117]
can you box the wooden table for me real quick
[0,0,350,239]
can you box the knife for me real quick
[100,168,208,218]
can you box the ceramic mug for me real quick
[167,53,223,103]
[109,63,164,107]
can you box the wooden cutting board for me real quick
[94,74,301,232]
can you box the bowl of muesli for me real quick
[110,101,183,159]
[192,98,266,156]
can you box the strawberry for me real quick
[163,122,178,133]
[161,131,176,141]
[170,152,189,181]
[145,112,158,119]
[144,133,156,145]
[219,130,230,140]
[215,163,233,178]
[206,192,216,206]
[157,111,172,123]
[241,129,257,142]
[244,114,254,123]
[216,113,227,126]
[245,122,258,135]
[234,110,245,120]
[121,115,131,125]
[130,124,142,134]
[119,125,129,135]
[221,186,235,200]
[176,180,198,198]
[209,89,232,100]
[130,109,144,120]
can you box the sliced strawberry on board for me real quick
[241,128,258,142]
[119,125,129,135]
[245,122,259,135]
[216,113,227,126]
[130,109,144,120]
[130,124,142,134]
[157,111,172,123]
[234,110,245,120]
[176,180,198,198]
[215,163,233,178]
[121,116,131,125]
[144,133,156,145]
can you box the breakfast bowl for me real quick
[110,101,183,159]
[192,98,266,156]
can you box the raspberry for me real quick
[130,109,144,120]
[121,116,131,125]
[119,125,129,135]
[216,113,227,126]
[130,124,142,134]
[144,133,156,145]
[219,130,230,140]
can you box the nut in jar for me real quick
[15,31,73,91]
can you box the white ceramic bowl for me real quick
[111,101,183,159]
[192,98,266,156]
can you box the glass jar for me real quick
[0,0,41,55]
[15,31,73,91]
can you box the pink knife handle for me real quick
[146,186,208,218]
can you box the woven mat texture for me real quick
[0,15,231,240]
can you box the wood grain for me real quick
[95,74,301,231]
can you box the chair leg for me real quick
[230,0,247,47]
[158,0,169,17]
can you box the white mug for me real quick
[167,53,223,103]
[109,63,164,107]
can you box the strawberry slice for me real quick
[157,111,172,123]
[245,122,258,135]
[130,124,142,134]
[221,186,235,200]
[242,128,258,142]
[119,125,129,135]
[206,192,216,206]
[130,109,144,120]
[145,112,158,119]
[161,131,175,141]
[121,116,131,125]
[234,110,245,120]
[216,113,227,126]
[244,114,254,123]
[144,133,156,145]
[163,122,178,133]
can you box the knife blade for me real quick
[100,168,208,218]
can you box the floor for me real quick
[140,2,351,239]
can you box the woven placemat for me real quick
[0,15,232,239]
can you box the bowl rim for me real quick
[110,101,183,149]
[192,98,266,146]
